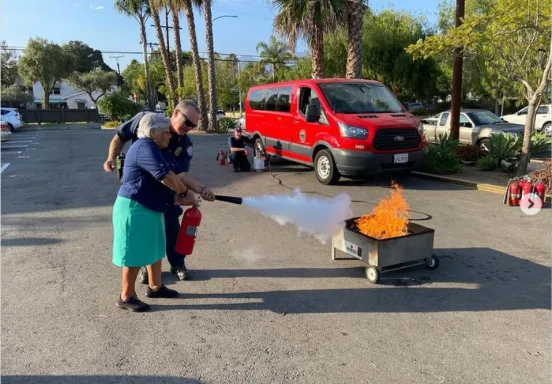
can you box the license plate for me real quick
[394,153,408,164]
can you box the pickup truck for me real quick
[421,109,524,149]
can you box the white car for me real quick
[1,120,12,141]
[238,115,246,131]
[501,104,551,135]
[0,108,24,132]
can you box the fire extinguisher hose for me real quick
[214,195,243,205]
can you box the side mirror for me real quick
[305,104,321,123]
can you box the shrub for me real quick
[456,144,484,163]
[424,134,462,174]
[477,133,520,171]
[218,117,236,133]
[530,131,551,154]
[476,155,499,171]
[97,93,143,121]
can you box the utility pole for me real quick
[110,55,124,75]
[449,0,465,141]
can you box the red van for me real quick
[245,79,427,184]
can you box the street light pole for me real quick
[212,15,238,22]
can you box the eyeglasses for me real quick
[177,110,197,128]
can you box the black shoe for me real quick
[117,296,150,312]
[146,284,179,298]
[171,266,189,281]
[138,267,148,284]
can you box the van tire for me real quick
[314,149,340,185]
[254,137,270,166]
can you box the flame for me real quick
[355,181,410,239]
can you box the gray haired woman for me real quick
[112,112,197,312]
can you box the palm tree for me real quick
[256,35,295,81]
[273,0,347,79]
[181,0,208,129]
[148,0,177,106]
[198,0,218,132]
[168,0,184,90]
[114,0,155,110]
[345,0,365,78]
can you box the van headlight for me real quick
[338,122,368,139]
[418,121,424,135]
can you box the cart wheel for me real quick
[365,266,380,283]
[426,256,440,269]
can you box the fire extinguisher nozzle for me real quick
[214,195,243,205]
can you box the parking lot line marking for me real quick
[0,163,10,173]
[1,145,29,149]
[1,151,22,154]
[18,156,30,158]
[7,140,33,143]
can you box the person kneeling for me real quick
[229,127,254,172]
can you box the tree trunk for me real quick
[43,89,50,110]
[449,0,465,140]
[139,16,155,111]
[311,23,324,79]
[203,0,217,132]
[346,0,364,79]
[516,44,552,176]
[170,1,184,91]
[183,0,208,130]
[149,3,177,107]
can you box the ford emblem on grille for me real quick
[393,135,405,142]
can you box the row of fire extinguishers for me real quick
[503,176,546,206]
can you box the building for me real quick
[28,81,115,109]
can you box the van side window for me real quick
[248,89,266,110]
[265,92,278,111]
[276,87,292,112]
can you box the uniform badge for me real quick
[187,146,193,156]
[174,147,182,157]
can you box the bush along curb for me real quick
[411,171,551,203]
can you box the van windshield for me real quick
[318,82,404,114]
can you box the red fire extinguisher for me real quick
[534,181,546,203]
[508,179,521,206]
[521,179,533,199]
[216,149,226,165]
[175,206,202,256]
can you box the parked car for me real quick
[0,108,23,131]
[501,104,551,135]
[238,114,246,131]
[422,109,524,149]
[216,109,226,121]
[1,120,12,141]
[245,78,427,185]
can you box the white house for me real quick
[29,81,115,110]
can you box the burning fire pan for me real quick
[331,217,439,283]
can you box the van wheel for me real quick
[314,149,340,185]
[254,138,270,165]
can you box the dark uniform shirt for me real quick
[230,136,253,151]
[115,112,194,215]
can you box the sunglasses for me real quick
[178,110,197,128]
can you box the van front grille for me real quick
[373,128,421,151]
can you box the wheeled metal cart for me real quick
[331,218,439,283]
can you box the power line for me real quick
[1,46,298,64]
[212,6,273,21]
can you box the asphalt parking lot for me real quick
[1,125,550,384]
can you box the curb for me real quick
[412,171,551,202]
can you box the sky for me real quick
[1,0,443,73]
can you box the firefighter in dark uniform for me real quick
[103,100,215,282]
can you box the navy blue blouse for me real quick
[117,138,182,213]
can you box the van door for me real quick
[291,85,330,164]
[459,112,473,144]
[262,86,294,158]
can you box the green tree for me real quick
[1,84,33,107]
[406,0,551,176]
[18,38,76,109]
[62,41,111,73]
[273,0,347,79]
[256,35,295,81]
[68,69,118,106]
[1,41,20,86]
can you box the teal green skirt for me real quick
[112,196,166,267]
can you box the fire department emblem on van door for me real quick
[299,129,306,142]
